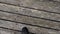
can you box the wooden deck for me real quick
[0,0,60,34]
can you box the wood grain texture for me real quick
[0,11,60,30]
[0,20,60,34]
[0,28,15,34]
[53,0,60,2]
[0,3,60,31]
[0,0,60,13]
[0,3,60,21]
[0,0,60,34]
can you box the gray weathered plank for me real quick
[53,0,60,2]
[0,11,60,30]
[0,0,60,13]
[0,0,60,34]
[0,3,60,21]
[0,20,60,34]
[0,28,15,34]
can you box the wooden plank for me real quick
[0,28,21,34]
[0,11,60,30]
[0,20,60,34]
[0,3,60,21]
[0,28,15,34]
[0,0,60,13]
[44,0,60,2]
[53,0,60,2]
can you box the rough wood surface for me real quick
[0,0,60,13]
[0,0,60,34]
[0,3,60,21]
[0,28,21,34]
[0,20,60,34]
[0,11,60,30]
[53,0,60,2]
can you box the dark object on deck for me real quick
[21,27,29,34]
[48,0,53,1]
[21,27,35,34]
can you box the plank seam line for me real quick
[0,27,35,34]
[0,10,60,23]
[0,27,21,32]
[0,2,60,14]
[0,18,59,31]
[45,0,60,3]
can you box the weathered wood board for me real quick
[53,0,60,2]
[0,28,22,34]
[0,0,60,13]
[0,0,60,34]
[0,28,15,34]
[0,11,60,30]
[0,3,60,21]
[0,20,60,34]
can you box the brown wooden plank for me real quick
[0,11,60,30]
[0,20,60,34]
[0,0,60,13]
[0,3,60,21]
